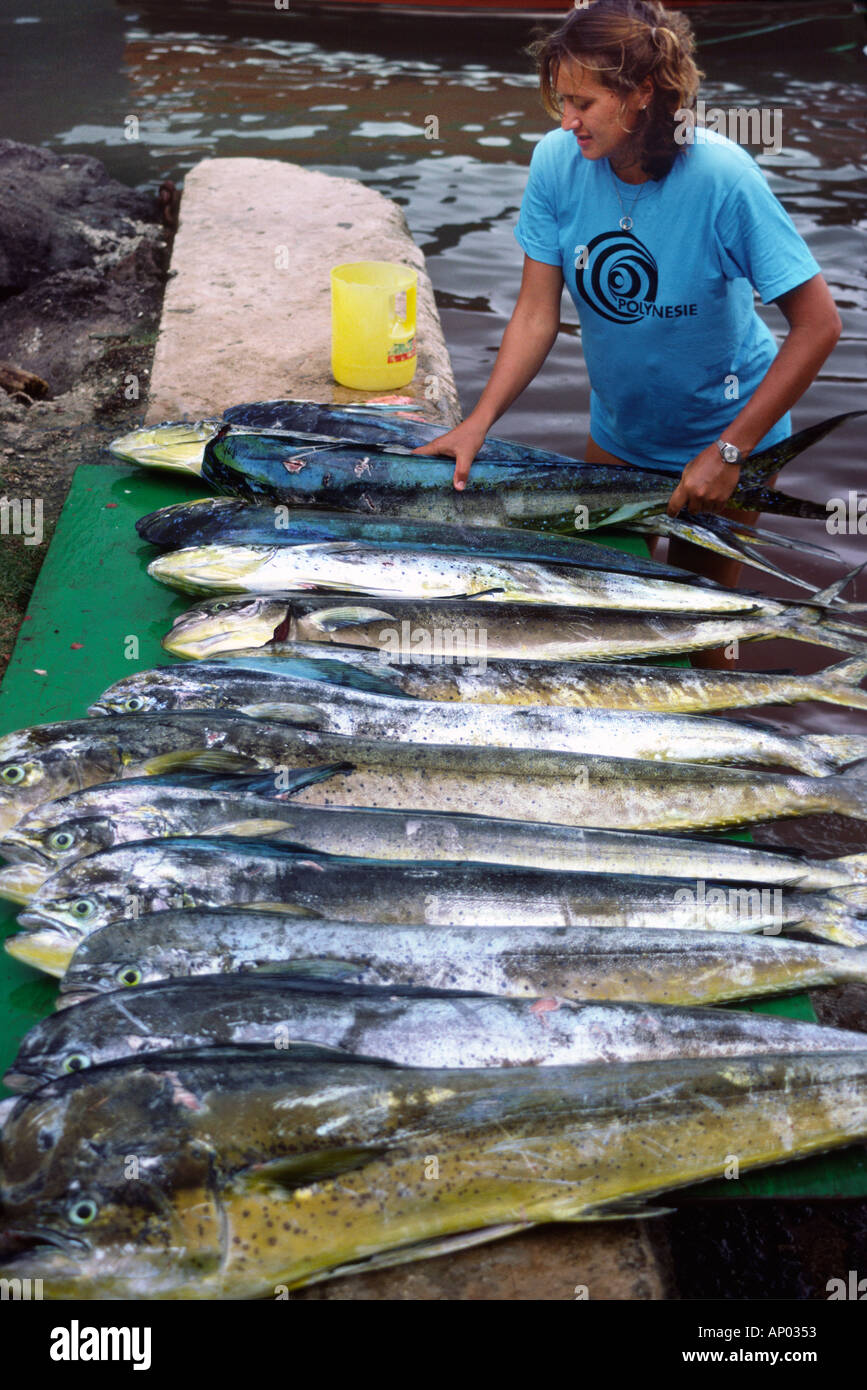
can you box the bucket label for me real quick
[387,336,416,364]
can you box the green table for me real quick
[1,463,865,1198]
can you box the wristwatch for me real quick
[717,438,743,467]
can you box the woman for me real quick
[413,0,841,631]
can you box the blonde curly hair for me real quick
[529,0,704,180]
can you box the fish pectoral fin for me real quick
[246,901,326,916]
[235,1144,391,1192]
[254,958,361,980]
[294,1223,532,1289]
[571,1198,676,1221]
[142,750,259,775]
[240,702,329,729]
[307,606,396,632]
[202,819,300,838]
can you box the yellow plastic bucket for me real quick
[331,261,418,390]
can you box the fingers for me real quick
[667,482,687,517]
[453,451,473,491]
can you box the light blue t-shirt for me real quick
[514,127,821,467]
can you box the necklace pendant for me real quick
[619,215,634,231]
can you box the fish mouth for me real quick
[87,702,112,717]
[16,907,68,932]
[55,986,101,1010]
[164,628,251,658]
[0,861,51,902]
[0,1225,89,1260]
[5,929,73,977]
[0,830,50,866]
[1,1066,47,1094]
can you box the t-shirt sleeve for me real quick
[713,162,821,304]
[513,138,563,266]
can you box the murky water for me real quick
[3,0,866,852]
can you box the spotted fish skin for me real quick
[56,913,867,1011]
[91,653,867,719]
[10,839,867,978]
[8,978,867,1094]
[4,1049,867,1297]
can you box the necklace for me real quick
[608,162,649,231]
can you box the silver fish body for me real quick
[10,840,867,978]
[91,653,867,717]
[4,772,867,897]
[87,668,867,776]
[56,911,867,1012]
[147,540,782,613]
[161,591,867,663]
[8,978,867,1093]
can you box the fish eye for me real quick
[49,831,75,851]
[124,696,146,712]
[71,899,97,920]
[212,601,231,611]
[68,1198,98,1226]
[117,966,142,987]
[62,1053,91,1074]
[1,764,26,785]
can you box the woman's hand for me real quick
[411,417,489,491]
[666,442,741,516]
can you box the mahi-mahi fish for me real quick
[92,653,867,717]
[55,912,867,1011]
[160,582,867,662]
[8,839,867,976]
[4,1048,867,1296]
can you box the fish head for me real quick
[88,682,164,716]
[13,847,197,957]
[108,421,219,473]
[164,594,293,658]
[4,1004,129,1093]
[57,956,155,1008]
[0,1076,221,1297]
[0,809,118,872]
[149,545,277,597]
[0,725,117,838]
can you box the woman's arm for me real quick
[413,255,565,489]
[666,273,842,515]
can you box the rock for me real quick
[0,140,157,294]
[0,141,168,395]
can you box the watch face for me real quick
[721,444,739,463]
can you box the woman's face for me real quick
[554,57,649,170]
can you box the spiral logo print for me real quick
[576,231,659,325]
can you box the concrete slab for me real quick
[145,157,459,427]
